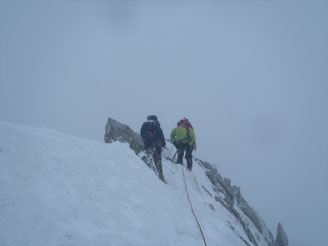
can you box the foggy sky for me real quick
[1,0,327,245]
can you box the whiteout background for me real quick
[1,1,327,245]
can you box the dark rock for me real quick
[196,154,276,246]
[276,223,288,246]
[104,118,144,154]
[104,118,165,182]
[215,196,259,246]
[207,203,215,211]
[224,178,231,187]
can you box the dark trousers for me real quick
[143,138,162,154]
[176,143,193,170]
[152,150,164,182]
[143,141,165,183]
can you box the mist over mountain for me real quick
[1,1,327,245]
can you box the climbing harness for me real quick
[182,168,208,246]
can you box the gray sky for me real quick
[1,0,327,245]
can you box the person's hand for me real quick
[193,143,197,151]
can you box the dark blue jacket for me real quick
[140,120,165,151]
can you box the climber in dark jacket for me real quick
[140,115,166,153]
[140,115,166,182]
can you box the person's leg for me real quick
[185,145,193,170]
[143,139,152,151]
[153,150,165,182]
[177,147,184,164]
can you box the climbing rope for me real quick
[182,168,208,246]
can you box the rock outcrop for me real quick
[104,117,288,246]
[196,158,275,246]
[104,117,144,154]
[276,223,288,246]
[104,118,159,175]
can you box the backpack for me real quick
[177,118,193,137]
[144,120,159,142]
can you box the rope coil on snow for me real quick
[182,168,208,246]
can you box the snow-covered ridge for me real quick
[0,120,288,246]
[104,118,289,246]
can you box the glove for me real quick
[173,140,178,148]
[193,143,197,151]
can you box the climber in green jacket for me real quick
[170,118,196,171]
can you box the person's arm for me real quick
[157,124,166,146]
[140,123,147,139]
[189,128,196,146]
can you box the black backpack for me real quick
[143,121,159,141]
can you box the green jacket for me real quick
[170,126,196,146]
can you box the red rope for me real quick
[182,169,208,246]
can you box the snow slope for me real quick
[0,121,253,246]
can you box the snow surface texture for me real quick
[0,121,286,246]
[104,118,288,246]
